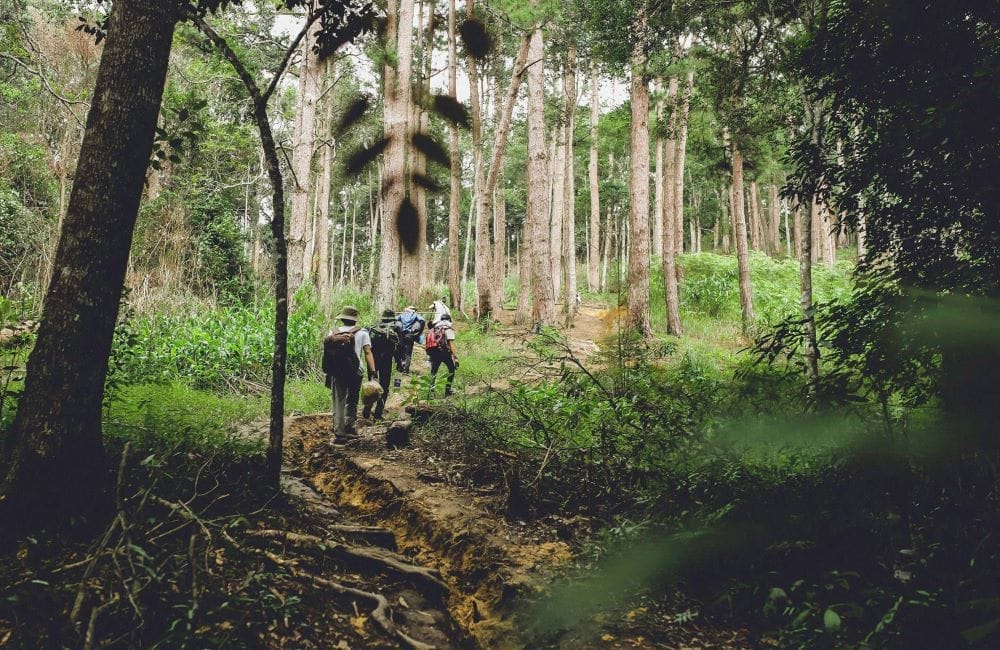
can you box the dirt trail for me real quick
[276,306,754,648]
[284,414,574,648]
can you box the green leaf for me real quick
[824,608,842,631]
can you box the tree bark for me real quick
[1,0,180,536]
[662,181,683,335]
[317,68,335,305]
[288,0,322,297]
[550,128,564,301]
[768,183,781,257]
[653,78,665,259]
[627,11,652,335]
[600,151,615,292]
[799,202,819,380]
[527,26,555,327]
[587,61,600,292]
[673,70,693,254]
[376,0,413,311]
[483,35,530,310]
[662,75,678,260]
[748,180,762,251]
[562,45,578,324]
[728,129,755,334]
[466,0,493,319]
[446,0,461,310]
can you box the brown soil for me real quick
[282,409,757,649]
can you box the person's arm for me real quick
[448,339,458,364]
[363,345,377,379]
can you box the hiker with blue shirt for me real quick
[395,305,425,374]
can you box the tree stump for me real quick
[386,420,412,449]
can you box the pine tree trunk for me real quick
[527,26,555,327]
[768,183,781,257]
[288,0,322,297]
[627,12,652,335]
[663,75,678,260]
[483,34,530,311]
[466,0,493,319]
[1,0,180,535]
[515,225,532,323]
[798,205,820,380]
[730,132,755,334]
[600,152,614,292]
[446,0,461,310]
[673,70,693,254]
[662,175,683,335]
[550,131,565,302]
[562,46,578,323]
[376,0,412,311]
[587,62,601,292]
[653,78,665,259]
[317,68,335,305]
[748,180,761,251]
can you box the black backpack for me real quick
[368,323,400,361]
[322,326,360,378]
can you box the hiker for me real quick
[364,309,401,421]
[322,305,377,444]
[425,313,458,397]
[429,296,452,326]
[395,305,425,374]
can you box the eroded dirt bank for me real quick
[284,414,574,648]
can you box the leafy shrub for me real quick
[110,287,327,392]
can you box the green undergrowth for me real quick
[420,323,998,648]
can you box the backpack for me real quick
[368,324,399,360]
[398,311,424,336]
[322,326,360,378]
[425,323,451,354]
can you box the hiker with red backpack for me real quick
[364,309,401,421]
[425,313,458,397]
[322,305,377,444]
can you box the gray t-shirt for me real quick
[336,324,371,373]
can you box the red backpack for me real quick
[424,323,451,353]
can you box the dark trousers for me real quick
[428,351,456,397]
[396,335,416,373]
[364,355,394,420]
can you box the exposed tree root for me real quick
[288,567,436,650]
[245,528,449,595]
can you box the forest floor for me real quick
[276,303,759,648]
[0,303,758,648]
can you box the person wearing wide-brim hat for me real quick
[363,308,402,421]
[322,305,377,444]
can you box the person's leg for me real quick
[332,376,347,438]
[401,337,414,373]
[344,371,361,436]
[428,354,442,396]
[442,355,456,397]
[374,357,392,420]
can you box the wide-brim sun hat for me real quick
[380,308,396,321]
[336,305,360,323]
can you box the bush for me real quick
[110,287,327,392]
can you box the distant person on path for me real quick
[364,309,401,421]
[429,296,452,326]
[395,305,425,374]
[322,305,376,444]
[425,313,458,398]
